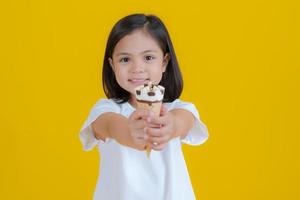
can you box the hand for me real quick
[128,108,149,151]
[145,105,175,151]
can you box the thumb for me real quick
[160,104,168,116]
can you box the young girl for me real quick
[79,13,209,200]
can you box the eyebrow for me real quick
[115,50,158,56]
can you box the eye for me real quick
[145,55,155,61]
[120,57,129,63]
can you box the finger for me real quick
[151,142,167,151]
[132,119,147,129]
[147,135,169,144]
[147,115,168,126]
[146,127,164,137]
[130,109,150,120]
[147,122,162,128]
[160,105,168,116]
[132,128,147,140]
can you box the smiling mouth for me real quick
[128,78,150,85]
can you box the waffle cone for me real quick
[136,101,162,116]
[136,101,162,157]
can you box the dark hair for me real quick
[102,13,183,103]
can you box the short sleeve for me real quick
[170,99,209,146]
[79,98,120,151]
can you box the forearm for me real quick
[107,113,144,150]
[170,109,195,139]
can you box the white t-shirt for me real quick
[79,98,209,200]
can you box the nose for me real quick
[130,59,145,74]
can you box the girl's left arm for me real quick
[170,108,195,139]
[145,105,195,150]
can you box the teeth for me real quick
[131,80,145,83]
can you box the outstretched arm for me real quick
[91,110,150,151]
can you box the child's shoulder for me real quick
[95,98,118,105]
[91,98,122,112]
[165,99,196,110]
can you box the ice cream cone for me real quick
[135,82,165,157]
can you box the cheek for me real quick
[154,63,165,74]
[150,68,164,83]
[114,69,127,84]
[114,67,126,77]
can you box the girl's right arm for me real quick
[91,109,150,151]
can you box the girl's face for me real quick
[109,29,170,98]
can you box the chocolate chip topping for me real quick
[144,83,148,87]
[160,89,164,95]
[136,90,141,95]
[150,84,154,90]
[148,91,155,96]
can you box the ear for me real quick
[108,57,115,72]
[162,53,170,73]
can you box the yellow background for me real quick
[1,0,299,199]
